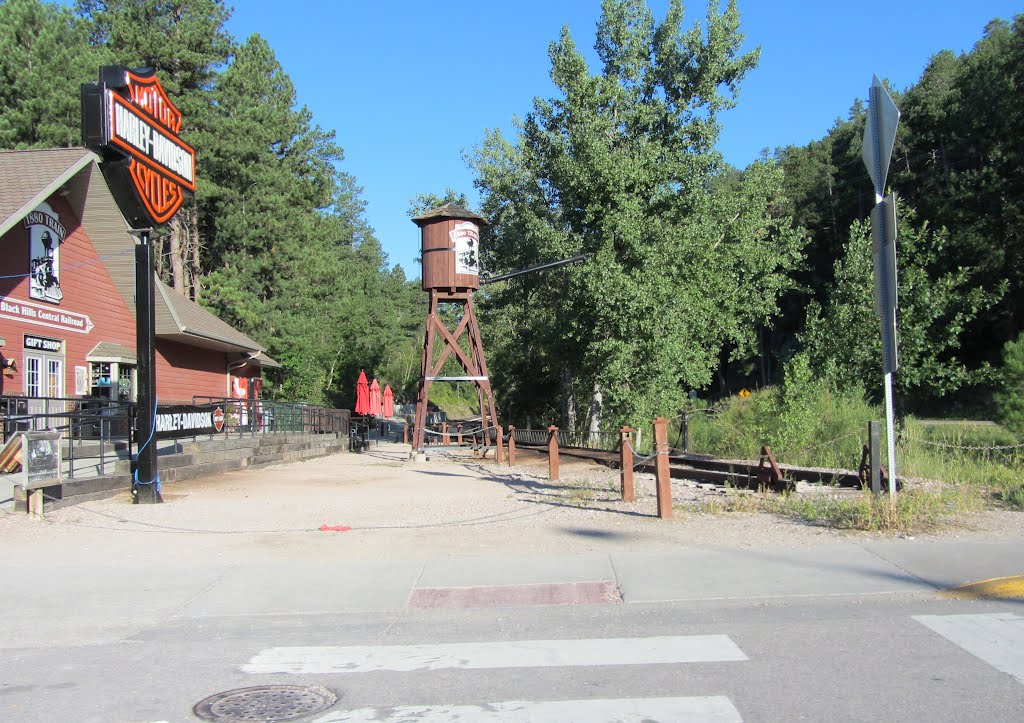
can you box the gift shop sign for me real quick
[81,66,196,227]
[0,297,93,334]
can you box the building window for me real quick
[25,356,41,397]
[47,358,63,397]
[117,365,137,402]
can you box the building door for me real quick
[23,350,64,419]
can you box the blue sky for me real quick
[225,1,1021,275]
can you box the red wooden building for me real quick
[0,148,277,407]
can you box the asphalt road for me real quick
[3,594,1023,722]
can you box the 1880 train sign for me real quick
[81,66,196,227]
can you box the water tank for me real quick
[412,203,487,291]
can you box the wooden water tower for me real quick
[411,203,498,451]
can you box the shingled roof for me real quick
[0,148,96,239]
[411,202,488,226]
[0,148,277,364]
[156,279,279,365]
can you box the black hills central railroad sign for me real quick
[81,66,196,227]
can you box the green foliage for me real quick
[425,383,479,420]
[769,352,821,455]
[408,189,469,219]
[801,208,1001,403]
[473,0,802,431]
[896,17,1024,354]
[994,332,1024,435]
[900,419,1024,507]
[687,391,1022,523]
[771,487,983,534]
[687,382,874,468]
[0,0,106,148]
[0,2,423,407]
[778,14,1024,415]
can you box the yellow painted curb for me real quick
[943,575,1024,600]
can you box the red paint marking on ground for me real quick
[318,524,352,532]
[409,580,622,609]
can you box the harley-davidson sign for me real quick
[81,66,196,227]
[154,404,225,440]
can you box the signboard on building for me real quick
[154,404,225,440]
[0,297,93,334]
[450,221,480,276]
[24,334,63,353]
[24,202,67,303]
[81,66,196,227]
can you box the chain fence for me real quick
[901,430,1024,467]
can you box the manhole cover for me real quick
[193,685,337,722]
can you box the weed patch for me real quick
[677,484,984,535]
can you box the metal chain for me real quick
[901,433,1024,452]
[625,440,660,469]
[421,424,496,439]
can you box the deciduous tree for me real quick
[473,0,801,430]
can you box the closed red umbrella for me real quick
[369,378,382,418]
[354,370,370,416]
[382,385,394,418]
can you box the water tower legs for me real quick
[412,290,498,452]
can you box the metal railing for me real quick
[2,395,134,480]
[190,397,349,437]
[1,395,350,483]
[506,427,620,451]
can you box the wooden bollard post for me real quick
[457,424,463,447]
[620,426,635,502]
[548,425,560,481]
[507,425,516,466]
[496,425,504,464]
[28,488,44,518]
[403,424,408,444]
[653,417,672,518]
[442,422,449,446]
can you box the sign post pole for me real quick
[83,65,197,504]
[133,228,160,504]
[862,75,901,500]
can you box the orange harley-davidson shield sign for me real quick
[82,66,196,227]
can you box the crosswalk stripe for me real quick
[311,695,743,722]
[243,635,748,674]
[913,613,1024,684]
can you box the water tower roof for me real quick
[411,202,488,227]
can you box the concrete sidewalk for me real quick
[1,442,1022,649]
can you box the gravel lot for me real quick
[1,442,1021,562]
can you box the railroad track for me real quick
[512,442,879,493]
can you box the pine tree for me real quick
[0,0,105,149]
[76,0,234,297]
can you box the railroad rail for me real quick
[510,439,892,492]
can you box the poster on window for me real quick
[450,221,479,276]
[23,202,67,304]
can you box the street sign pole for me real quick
[863,75,901,499]
[132,228,161,504]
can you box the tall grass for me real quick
[672,380,1024,529]
[901,419,1024,509]
[426,383,481,419]
[682,384,876,470]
